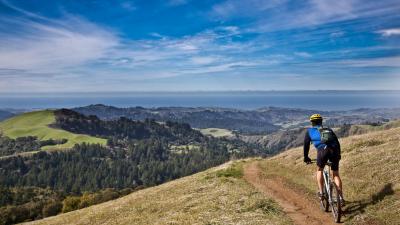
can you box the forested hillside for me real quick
[0,109,258,224]
[53,109,204,144]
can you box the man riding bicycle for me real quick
[303,114,345,206]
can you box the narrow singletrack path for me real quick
[243,162,336,225]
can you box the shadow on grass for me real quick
[343,183,395,221]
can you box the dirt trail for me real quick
[243,162,336,225]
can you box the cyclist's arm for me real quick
[332,131,341,152]
[303,130,311,159]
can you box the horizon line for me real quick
[1,90,400,95]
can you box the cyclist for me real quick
[303,114,345,206]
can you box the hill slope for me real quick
[26,126,399,225]
[0,110,107,150]
[255,127,400,224]
[25,161,292,225]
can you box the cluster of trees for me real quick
[0,135,67,157]
[0,186,133,225]
[53,109,204,143]
[0,137,250,192]
[0,187,63,225]
[0,138,254,224]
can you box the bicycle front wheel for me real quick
[330,183,342,223]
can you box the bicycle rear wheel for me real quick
[330,183,342,223]
[319,186,329,212]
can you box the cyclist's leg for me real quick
[316,148,328,195]
[332,170,343,195]
[317,167,324,195]
[330,150,344,200]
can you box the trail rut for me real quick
[243,162,337,225]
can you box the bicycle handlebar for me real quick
[305,159,333,167]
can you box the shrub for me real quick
[42,200,62,217]
[215,163,243,178]
[62,196,81,213]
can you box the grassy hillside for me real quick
[23,124,400,225]
[343,120,400,135]
[25,161,292,225]
[258,127,400,224]
[199,128,234,138]
[0,110,107,150]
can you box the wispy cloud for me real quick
[211,0,400,32]
[294,52,312,58]
[339,56,400,68]
[120,1,136,11]
[0,0,398,92]
[0,0,119,74]
[211,0,286,19]
[377,28,400,37]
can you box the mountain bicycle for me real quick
[319,161,342,223]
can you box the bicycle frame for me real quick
[322,165,332,203]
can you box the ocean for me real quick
[1,91,400,110]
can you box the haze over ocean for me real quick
[1,91,400,110]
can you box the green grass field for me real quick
[199,128,234,138]
[0,110,107,150]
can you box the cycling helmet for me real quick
[310,114,323,122]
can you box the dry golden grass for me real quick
[23,123,400,225]
[25,160,292,225]
[258,127,400,225]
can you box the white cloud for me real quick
[190,56,219,65]
[214,0,400,32]
[0,16,118,72]
[340,56,400,67]
[330,31,345,38]
[377,28,400,37]
[294,52,312,58]
[211,0,286,19]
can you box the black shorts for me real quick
[317,147,341,171]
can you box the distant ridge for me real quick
[0,110,14,122]
[73,104,400,134]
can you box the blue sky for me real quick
[0,0,399,92]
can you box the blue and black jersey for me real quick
[303,126,341,159]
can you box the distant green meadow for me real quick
[0,110,107,150]
[199,128,234,138]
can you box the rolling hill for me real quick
[25,124,400,225]
[0,110,107,150]
[24,160,292,225]
[73,104,400,134]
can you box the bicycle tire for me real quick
[330,182,342,223]
[319,186,329,212]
